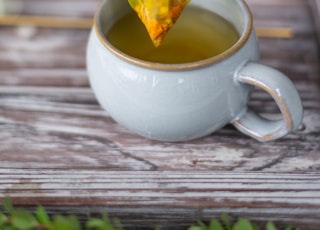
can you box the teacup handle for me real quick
[232,62,303,142]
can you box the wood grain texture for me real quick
[1,0,100,17]
[309,0,320,43]
[0,0,320,229]
[1,170,320,229]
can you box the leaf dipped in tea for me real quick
[128,0,190,47]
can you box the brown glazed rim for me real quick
[94,0,253,71]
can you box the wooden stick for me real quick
[0,14,293,38]
[0,15,93,29]
[255,27,293,39]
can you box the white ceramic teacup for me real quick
[87,0,303,142]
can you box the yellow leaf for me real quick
[128,0,190,47]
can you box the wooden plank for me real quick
[1,0,99,17]
[0,28,88,69]
[0,101,319,172]
[1,170,320,229]
[0,69,89,87]
[309,0,320,44]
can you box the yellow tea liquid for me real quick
[106,6,240,64]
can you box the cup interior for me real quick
[94,0,253,70]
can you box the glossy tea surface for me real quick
[106,6,239,64]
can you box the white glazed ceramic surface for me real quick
[87,0,303,142]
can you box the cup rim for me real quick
[94,0,253,71]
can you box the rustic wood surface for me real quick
[0,0,319,229]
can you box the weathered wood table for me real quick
[0,0,319,229]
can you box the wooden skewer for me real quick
[0,14,293,38]
[255,27,293,39]
[0,15,93,29]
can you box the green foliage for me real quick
[188,216,300,230]
[0,197,121,230]
[0,197,300,230]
